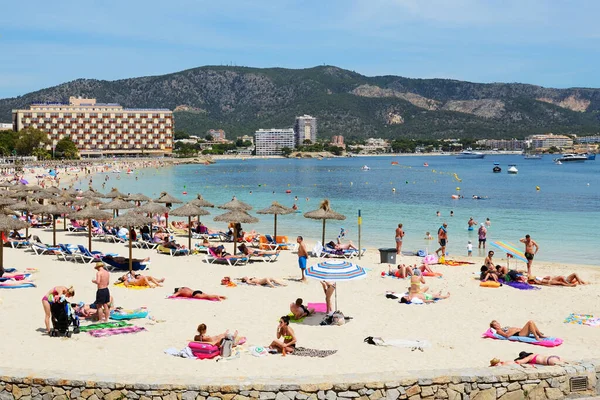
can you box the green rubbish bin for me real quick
[378,248,396,264]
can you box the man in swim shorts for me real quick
[297,236,308,282]
[520,234,539,276]
[92,262,110,323]
[435,223,448,257]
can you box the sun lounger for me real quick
[322,243,365,259]
[57,244,83,262]
[4,239,30,248]
[30,242,60,256]
[191,231,230,241]
[204,248,248,266]
[156,244,190,256]
[168,222,188,235]
[77,245,103,264]
[67,220,87,232]
[132,239,158,250]
[264,234,295,251]
[247,252,279,263]
[101,255,149,272]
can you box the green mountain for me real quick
[2,65,600,139]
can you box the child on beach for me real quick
[467,240,473,257]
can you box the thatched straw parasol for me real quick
[0,181,13,189]
[0,197,16,207]
[126,193,151,203]
[80,189,105,198]
[154,192,183,205]
[0,215,28,274]
[32,191,56,201]
[104,188,128,199]
[256,201,295,242]
[111,212,153,271]
[189,194,214,208]
[23,184,44,192]
[218,198,252,211]
[304,199,346,245]
[99,198,134,217]
[214,209,258,254]
[44,186,62,195]
[70,206,113,251]
[65,187,80,196]
[35,203,72,246]
[169,203,210,250]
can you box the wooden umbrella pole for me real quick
[0,231,4,271]
[128,228,133,272]
[63,214,67,231]
[52,216,57,247]
[88,219,92,251]
[274,214,278,243]
[187,216,191,251]
[322,219,326,246]
[233,224,237,255]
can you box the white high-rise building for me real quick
[254,129,295,156]
[294,115,317,147]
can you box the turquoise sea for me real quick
[88,155,600,266]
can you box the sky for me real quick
[1,0,600,98]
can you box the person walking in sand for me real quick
[395,223,405,255]
[520,234,539,276]
[435,223,448,257]
[297,236,308,282]
[92,262,110,323]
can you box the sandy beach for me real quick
[0,222,598,385]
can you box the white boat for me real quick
[524,154,542,160]
[456,150,485,159]
[555,161,562,165]
[553,154,587,163]
[507,164,518,174]
[361,165,370,171]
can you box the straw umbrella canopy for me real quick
[64,187,80,196]
[111,212,153,272]
[126,193,151,203]
[189,194,214,208]
[257,201,295,241]
[44,186,62,195]
[32,191,56,201]
[136,201,170,238]
[214,209,258,254]
[104,188,128,199]
[0,197,16,207]
[23,184,44,192]
[70,206,113,251]
[154,192,183,227]
[99,198,134,217]
[11,200,39,238]
[169,203,210,250]
[304,199,346,246]
[218,198,252,211]
[72,197,103,207]
[35,203,72,246]
[0,181,13,189]
[80,189,105,198]
[0,215,28,274]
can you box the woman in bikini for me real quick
[409,271,428,295]
[42,286,75,333]
[238,243,279,257]
[388,264,413,279]
[194,323,242,345]
[172,287,227,301]
[117,272,165,288]
[490,352,563,367]
[528,273,587,287]
[489,320,546,341]
[240,276,287,287]
[269,315,296,354]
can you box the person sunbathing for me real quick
[74,296,115,320]
[480,266,499,282]
[490,352,564,367]
[117,272,165,288]
[489,320,546,341]
[400,291,451,304]
[327,240,357,251]
[528,273,586,286]
[240,276,287,287]
[238,243,278,257]
[388,264,413,278]
[268,315,296,354]
[416,263,435,275]
[162,237,183,249]
[194,323,242,345]
[408,271,428,295]
[498,268,527,282]
[290,298,314,319]
[172,287,226,301]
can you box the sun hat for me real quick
[94,262,104,269]
[514,351,533,361]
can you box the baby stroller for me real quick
[50,300,80,337]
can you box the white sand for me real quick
[0,225,599,384]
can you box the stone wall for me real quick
[0,359,598,400]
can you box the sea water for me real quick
[90,155,600,266]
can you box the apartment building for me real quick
[526,134,573,150]
[254,128,295,156]
[294,115,317,146]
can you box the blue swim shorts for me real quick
[298,256,307,270]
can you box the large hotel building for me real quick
[12,97,173,157]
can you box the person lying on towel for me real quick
[489,320,546,341]
[240,276,287,288]
[74,296,115,320]
[172,287,226,301]
[116,272,164,288]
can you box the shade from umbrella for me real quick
[70,206,113,251]
[170,203,210,250]
[218,198,252,211]
[0,214,29,273]
[304,199,346,245]
[36,204,72,246]
[104,188,128,199]
[111,212,154,272]
[189,194,214,208]
[305,259,367,311]
[256,201,295,241]
[99,198,134,216]
[214,209,258,254]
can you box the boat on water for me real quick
[555,160,562,165]
[507,164,518,174]
[456,150,485,159]
[553,154,587,163]
[391,161,399,165]
[524,154,543,160]
[361,165,370,171]
[587,153,596,160]
[492,162,501,173]
[423,162,429,167]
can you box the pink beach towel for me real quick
[167,295,219,302]
[307,302,328,313]
[482,328,563,347]
[88,326,147,337]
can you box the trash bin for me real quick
[378,248,396,264]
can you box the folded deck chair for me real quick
[204,248,248,266]
[101,255,149,272]
[156,244,190,256]
[264,234,295,251]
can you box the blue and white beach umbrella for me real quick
[305,260,367,311]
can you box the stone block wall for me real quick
[0,359,598,400]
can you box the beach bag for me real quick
[220,334,233,357]
[417,250,426,257]
[332,311,346,326]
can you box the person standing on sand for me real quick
[297,236,308,282]
[395,223,404,255]
[520,234,539,276]
[436,223,448,257]
[92,262,110,323]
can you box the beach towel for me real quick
[113,282,151,290]
[364,336,431,351]
[0,282,35,288]
[440,260,475,266]
[499,278,540,291]
[307,302,328,313]
[88,325,146,337]
[291,347,337,358]
[482,328,563,347]
[564,313,600,327]
[166,295,219,301]
[164,346,196,358]
[0,273,31,280]
[110,308,149,320]
[288,313,306,323]
[79,321,131,332]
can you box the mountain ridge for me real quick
[2,65,599,139]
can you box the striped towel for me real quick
[79,321,131,332]
[88,326,146,337]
